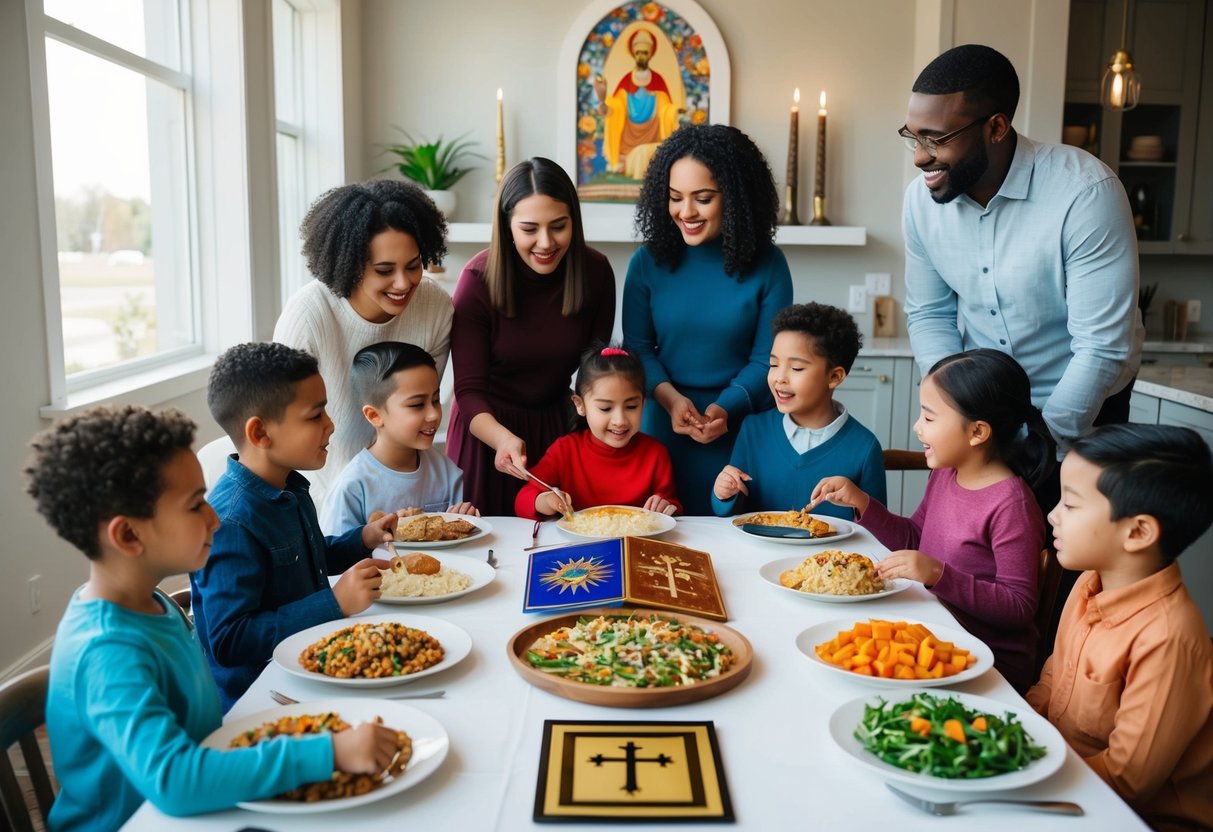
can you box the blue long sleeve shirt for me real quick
[191,456,370,709]
[319,447,465,535]
[622,238,793,419]
[47,589,332,831]
[903,135,1143,445]
[711,408,886,519]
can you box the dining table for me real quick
[122,516,1147,830]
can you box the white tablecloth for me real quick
[123,516,1145,830]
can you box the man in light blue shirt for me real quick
[900,44,1143,448]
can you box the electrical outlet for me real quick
[848,285,867,313]
[28,575,41,614]
[1187,299,1202,323]
[865,272,892,296]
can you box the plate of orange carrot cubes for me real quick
[795,618,994,688]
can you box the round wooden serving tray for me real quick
[507,607,753,708]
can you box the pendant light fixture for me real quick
[1101,0,1141,111]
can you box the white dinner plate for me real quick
[273,613,471,688]
[758,555,912,603]
[730,512,857,545]
[795,618,994,688]
[202,698,448,813]
[377,553,496,605]
[391,513,492,550]
[555,505,677,540]
[828,688,1067,792]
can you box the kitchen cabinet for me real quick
[1129,389,1162,421]
[1065,0,1213,253]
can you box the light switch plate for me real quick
[865,273,891,296]
[848,285,867,313]
[1187,299,1202,323]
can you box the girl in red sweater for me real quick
[514,346,682,518]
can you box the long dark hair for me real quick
[927,349,1056,488]
[634,124,778,277]
[485,157,588,318]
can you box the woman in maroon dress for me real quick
[447,157,616,514]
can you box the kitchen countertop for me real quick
[1135,364,1213,413]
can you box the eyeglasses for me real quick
[897,114,995,157]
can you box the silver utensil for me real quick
[486,548,498,568]
[885,783,1083,817]
[520,469,574,520]
[531,518,541,549]
[269,688,445,705]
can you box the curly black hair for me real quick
[772,302,862,374]
[634,124,778,276]
[300,179,449,298]
[913,44,1020,120]
[1071,424,1213,562]
[24,405,196,560]
[208,342,319,444]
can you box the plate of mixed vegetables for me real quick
[507,608,753,707]
[828,690,1066,791]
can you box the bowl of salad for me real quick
[507,608,753,707]
[828,689,1067,791]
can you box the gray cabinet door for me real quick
[833,358,895,447]
[1158,400,1213,632]
[1129,391,1162,423]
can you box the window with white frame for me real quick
[36,0,200,388]
[271,0,346,307]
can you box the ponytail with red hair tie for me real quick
[600,347,629,357]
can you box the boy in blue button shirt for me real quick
[192,342,398,709]
[26,405,397,830]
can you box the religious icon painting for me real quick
[523,538,727,620]
[534,721,733,822]
[574,2,714,203]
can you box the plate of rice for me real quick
[758,552,912,603]
[555,505,676,540]
[731,511,857,545]
[273,613,471,688]
[377,552,495,605]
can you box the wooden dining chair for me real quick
[882,448,928,471]
[0,665,55,832]
[1034,548,1064,674]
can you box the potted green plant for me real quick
[382,129,486,218]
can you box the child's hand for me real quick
[876,549,944,587]
[361,511,399,551]
[447,501,480,517]
[667,396,706,436]
[643,495,678,515]
[332,558,388,615]
[689,404,728,444]
[536,489,574,518]
[810,476,870,515]
[495,436,528,480]
[330,722,400,775]
[713,465,751,500]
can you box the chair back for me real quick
[1034,548,1064,674]
[882,449,928,471]
[166,587,192,621]
[195,435,236,495]
[0,666,54,832]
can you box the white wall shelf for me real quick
[446,221,866,246]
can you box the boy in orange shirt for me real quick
[1027,424,1213,830]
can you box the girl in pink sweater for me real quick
[811,349,1055,691]
[515,346,681,519]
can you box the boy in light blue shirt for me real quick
[25,405,397,831]
[320,341,478,535]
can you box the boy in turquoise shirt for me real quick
[25,405,397,831]
[712,302,886,519]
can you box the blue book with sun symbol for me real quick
[523,537,727,620]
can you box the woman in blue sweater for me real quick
[622,125,793,514]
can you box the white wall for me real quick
[0,0,1070,676]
